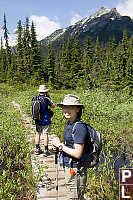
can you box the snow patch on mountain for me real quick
[90,7,110,19]
[78,7,110,26]
[51,29,66,41]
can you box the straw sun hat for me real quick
[57,94,84,108]
[37,85,49,93]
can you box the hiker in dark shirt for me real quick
[52,94,88,200]
[34,85,55,156]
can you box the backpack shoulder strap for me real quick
[72,120,83,133]
[72,120,87,139]
[38,96,47,105]
[32,95,38,101]
[73,122,93,143]
[86,124,95,142]
[72,121,79,133]
[32,95,41,101]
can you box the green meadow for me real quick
[0,83,133,199]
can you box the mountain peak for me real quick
[89,7,121,20]
[92,7,110,18]
[77,7,120,26]
[110,8,121,17]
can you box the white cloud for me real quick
[0,30,4,40]
[70,13,82,25]
[0,15,62,47]
[8,34,17,47]
[0,29,17,47]
[29,15,61,40]
[116,0,133,18]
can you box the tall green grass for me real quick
[0,84,36,200]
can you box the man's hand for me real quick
[52,137,60,148]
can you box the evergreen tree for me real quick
[102,37,116,87]
[81,36,94,87]
[81,49,89,78]
[55,38,67,88]
[0,38,7,81]
[84,36,94,58]
[120,31,129,80]
[63,35,73,88]
[22,17,32,81]
[115,31,129,88]
[53,51,62,88]
[91,38,102,87]
[30,21,42,81]
[125,36,133,94]
[15,20,24,81]
[3,13,12,80]
[30,21,42,71]
[45,43,55,85]
[8,53,17,82]
[71,31,82,88]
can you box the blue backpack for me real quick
[32,96,54,121]
[72,121,102,168]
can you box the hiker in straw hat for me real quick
[52,94,88,200]
[33,85,55,156]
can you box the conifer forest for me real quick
[0,15,133,92]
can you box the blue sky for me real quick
[0,0,133,46]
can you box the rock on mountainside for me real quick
[40,7,133,50]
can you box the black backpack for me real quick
[72,121,102,168]
[31,96,45,121]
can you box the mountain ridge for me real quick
[40,7,133,51]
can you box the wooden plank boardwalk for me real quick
[31,135,67,200]
[12,101,67,200]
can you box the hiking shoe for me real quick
[43,150,51,157]
[34,148,43,155]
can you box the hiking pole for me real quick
[50,148,59,200]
